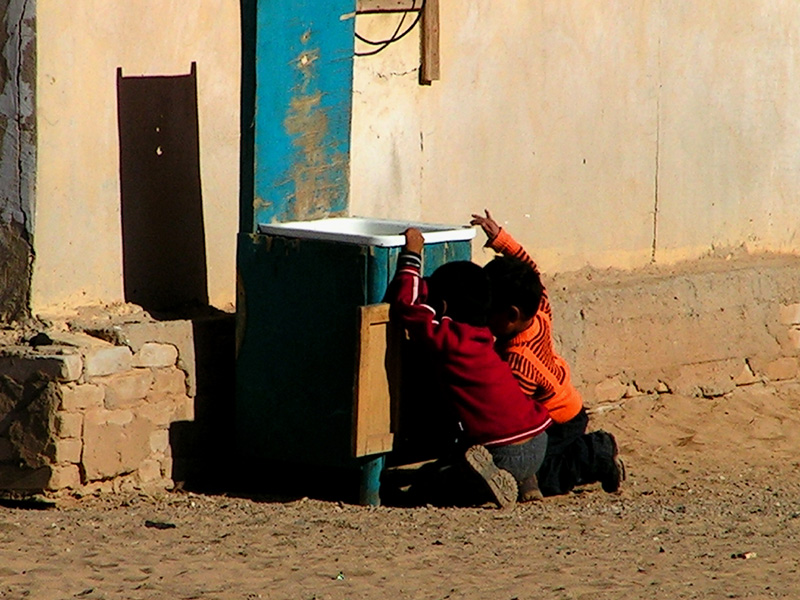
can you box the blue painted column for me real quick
[240,0,356,232]
[240,1,390,506]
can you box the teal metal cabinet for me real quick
[235,220,473,504]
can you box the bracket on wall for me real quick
[355,0,440,84]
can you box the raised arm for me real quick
[385,228,454,353]
[470,209,540,275]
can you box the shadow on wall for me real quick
[116,63,208,314]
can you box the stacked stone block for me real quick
[0,332,193,494]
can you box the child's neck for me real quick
[498,316,535,342]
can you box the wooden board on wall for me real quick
[420,0,440,84]
[352,303,400,457]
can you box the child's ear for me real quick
[508,306,522,323]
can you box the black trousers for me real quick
[536,408,616,496]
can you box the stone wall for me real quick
[0,331,192,494]
[549,253,800,407]
[0,307,235,495]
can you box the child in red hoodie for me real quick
[386,228,551,508]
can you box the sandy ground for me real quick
[2,381,800,600]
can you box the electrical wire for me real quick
[355,9,408,46]
[354,0,425,57]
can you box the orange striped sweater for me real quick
[488,228,583,424]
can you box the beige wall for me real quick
[32,0,240,313]
[657,2,800,263]
[30,1,800,314]
[350,1,800,271]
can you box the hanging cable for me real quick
[355,10,407,46]
[354,0,425,57]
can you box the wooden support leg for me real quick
[359,454,386,506]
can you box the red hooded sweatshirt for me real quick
[386,250,551,447]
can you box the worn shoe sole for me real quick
[465,445,518,510]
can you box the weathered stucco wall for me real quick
[350,1,800,271]
[656,3,800,263]
[31,1,240,313]
[0,0,35,323]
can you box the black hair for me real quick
[483,256,543,318]
[427,261,491,327]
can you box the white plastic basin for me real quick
[257,217,476,247]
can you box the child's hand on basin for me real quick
[403,228,425,254]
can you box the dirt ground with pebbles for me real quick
[2,381,800,600]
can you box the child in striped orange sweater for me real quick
[471,210,625,499]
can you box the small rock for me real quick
[144,520,176,530]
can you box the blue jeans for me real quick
[488,432,548,483]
